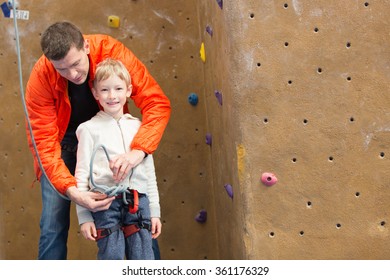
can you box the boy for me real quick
[75,58,161,260]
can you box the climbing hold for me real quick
[206,25,213,37]
[214,90,222,105]
[1,2,10,17]
[188,93,199,106]
[261,172,278,186]
[205,133,212,146]
[216,0,223,9]
[195,209,207,223]
[200,42,206,63]
[224,184,233,199]
[107,15,120,28]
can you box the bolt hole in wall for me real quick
[355,192,360,197]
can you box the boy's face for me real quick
[92,75,132,120]
[50,41,90,85]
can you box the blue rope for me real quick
[90,144,132,204]
[11,0,69,200]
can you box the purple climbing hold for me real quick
[205,133,212,146]
[216,0,223,9]
[206,25,213,37]
[215,90,222,105]
[195,209,207,223]
[224,184,233,199]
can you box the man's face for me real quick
[50,41,90,84]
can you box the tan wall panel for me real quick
[198,0,389,259]
[1,0,389,260]
[0,0,217,260]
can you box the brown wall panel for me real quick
[1,0,389,260]
[0,0,217,260]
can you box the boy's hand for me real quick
[151,217,162,239]
[80,221,97,241]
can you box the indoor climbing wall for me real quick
[1,0,389,261]
[0,0,217,259]
[199,0,389,259]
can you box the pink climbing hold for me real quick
[261,172,278,186]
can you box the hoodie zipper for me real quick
[116,118,127,153]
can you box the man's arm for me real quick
[110,36,171,154]
[25,62,76,195]
[66,186,114,212]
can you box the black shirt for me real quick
[62,77,100,146]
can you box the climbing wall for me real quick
[1,0,389,260]
[0,0,217,259]
[199,0,390,259]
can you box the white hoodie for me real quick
[75,111,160,225]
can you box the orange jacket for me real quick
[25,34,171,195]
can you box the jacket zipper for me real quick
[116,119,127,153]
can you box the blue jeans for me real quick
[38,174,71,259]
[38,147,162,260]
[93,194,154,260]
[38,147,75,260]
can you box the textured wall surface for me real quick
[199,0,389,259]
[0,0,217,260]
[1,0,389,260]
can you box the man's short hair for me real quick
[40,21,84,61]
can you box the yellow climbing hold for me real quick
[200,42,206,63]
[108,15,120,28]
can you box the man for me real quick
[25,21,170,259]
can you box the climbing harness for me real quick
[94,194,151,242]
[116,189,139,214]
[90,145,150,241]
[95,218,152,242]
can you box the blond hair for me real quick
[93,58,131,87]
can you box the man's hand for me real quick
[66,186,114,212]
[109,149,146,183]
